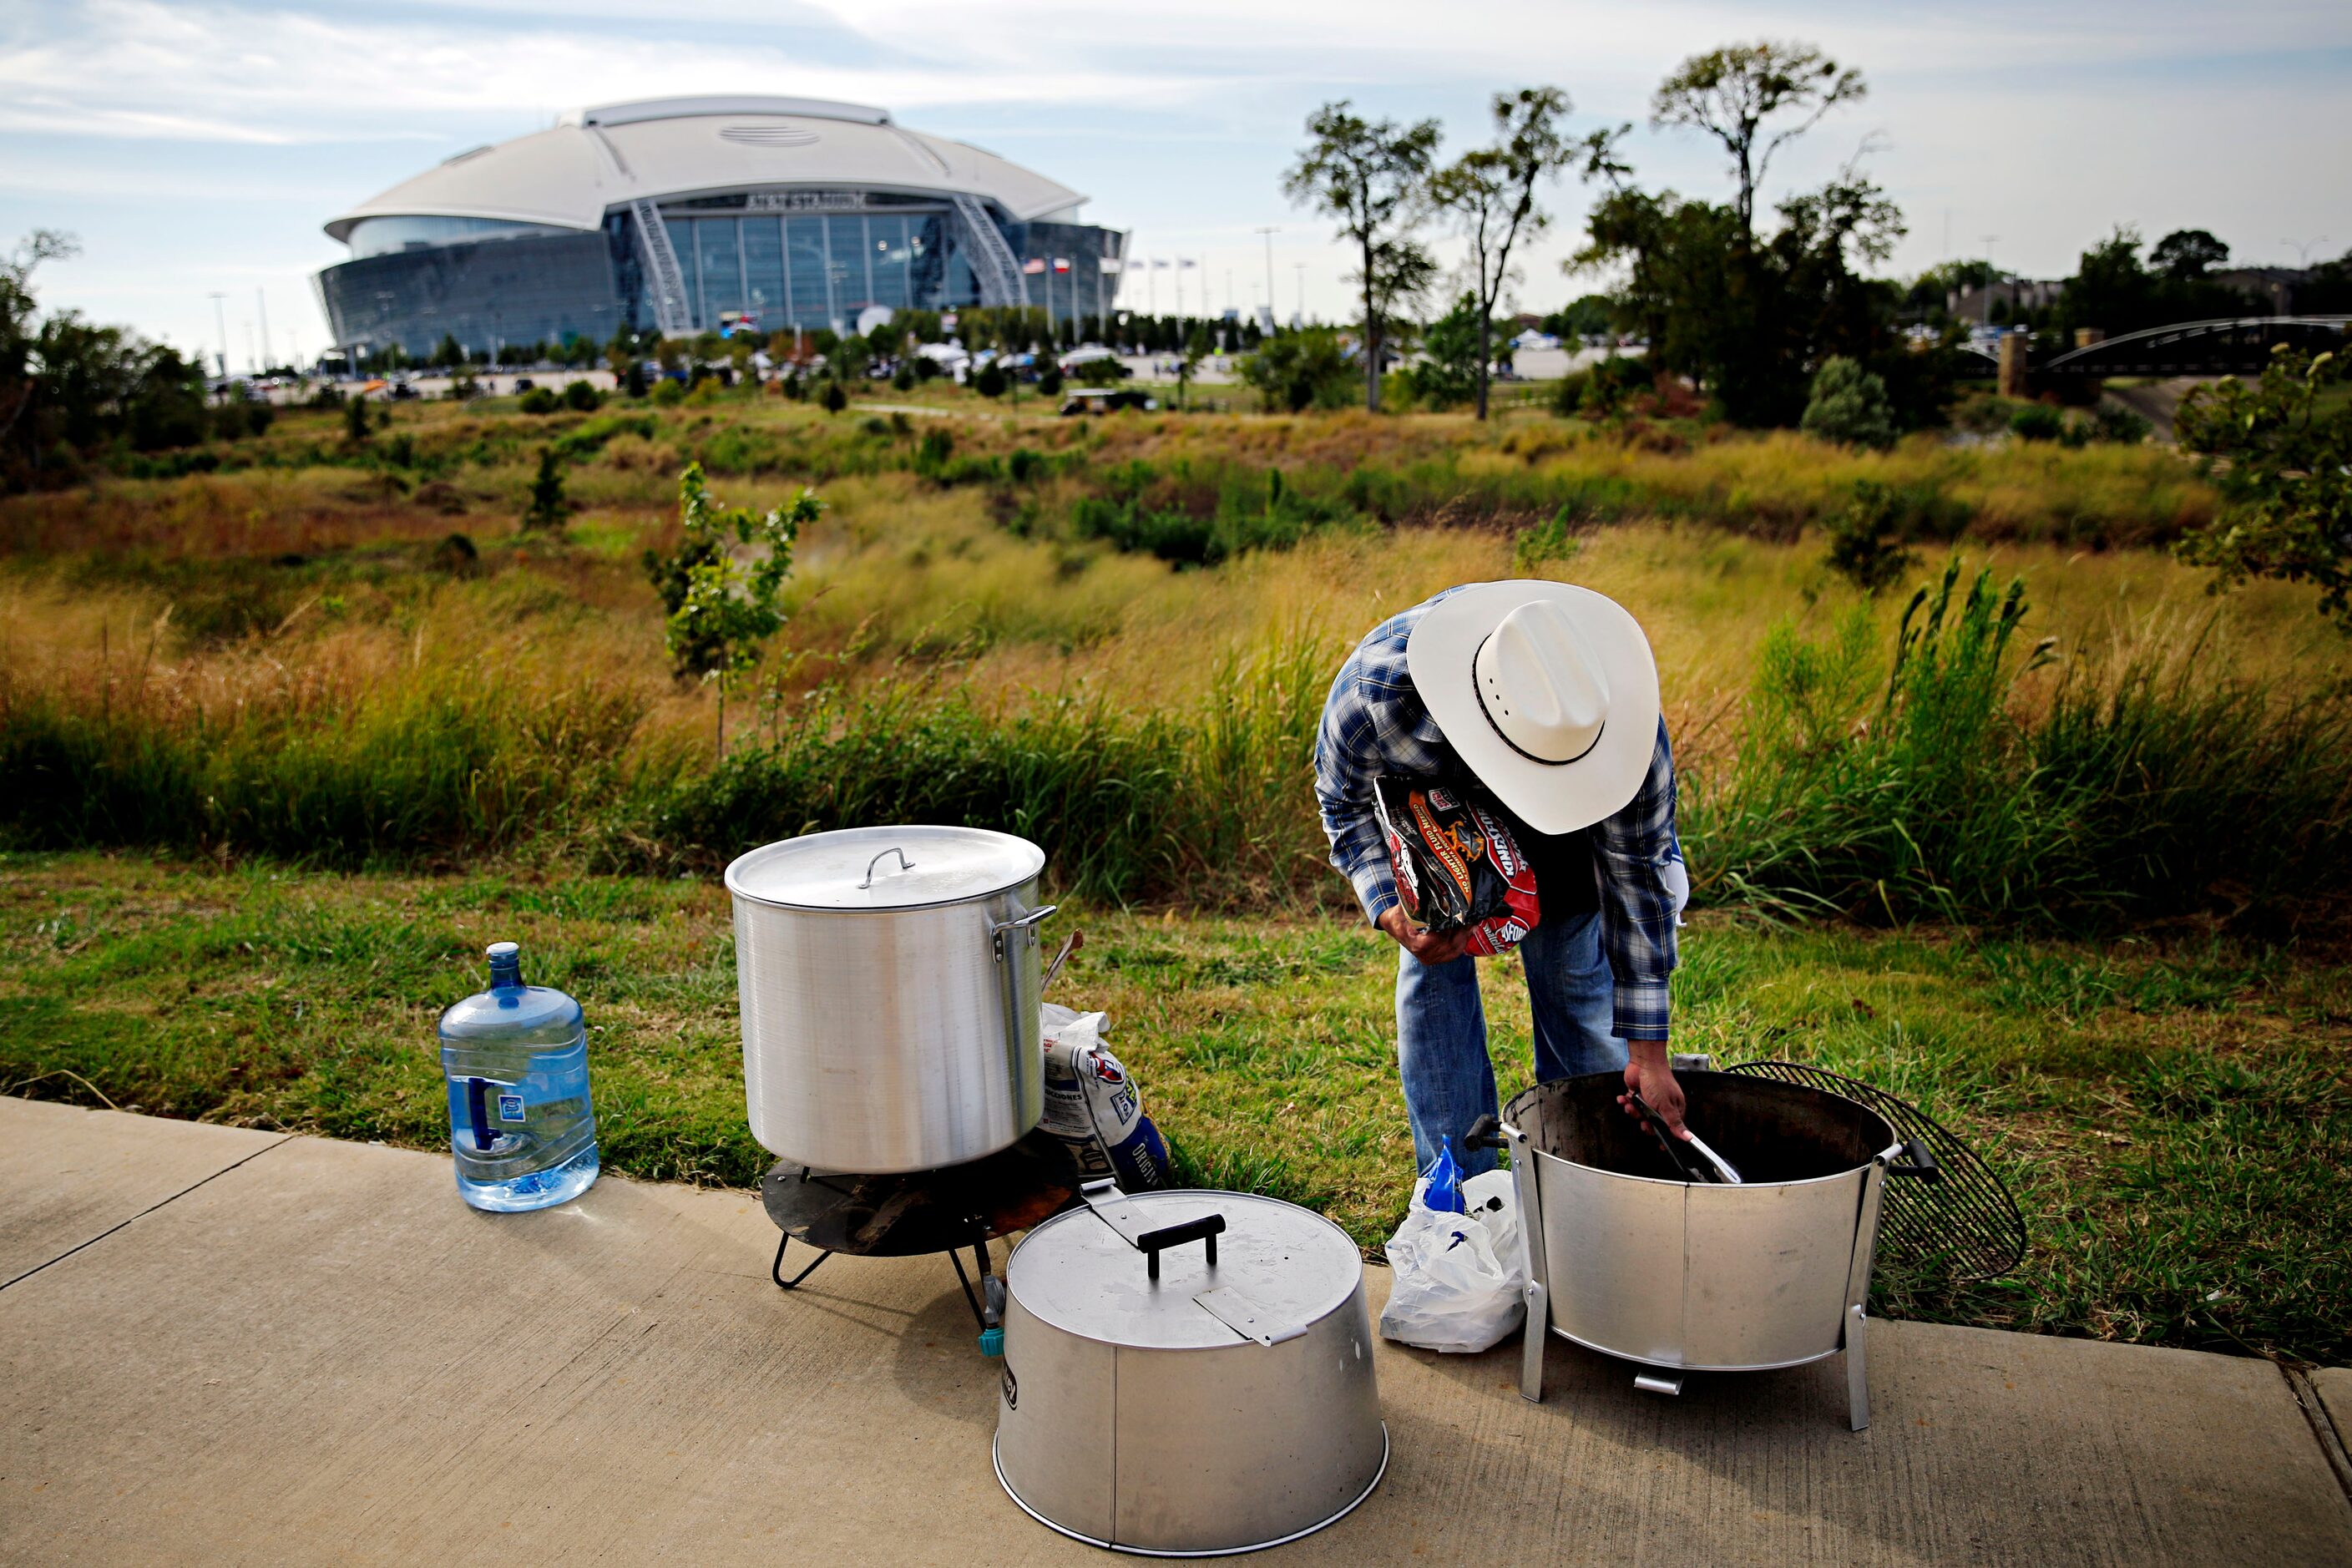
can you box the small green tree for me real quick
[646,463,823,755]
[563,378,602,412]
[892,360,917,392]
[2176,346,2352,631]
[521,446,568,532]
[1176,323,1211,408]
[342,392,372,444]
[820,378,848,414]
[1037,362,1064,397]
[1800,356,1895,449]
[1823,479,1917,592]
[974,358,1009,398]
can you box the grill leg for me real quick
[1846,1302,1870,1432]
[772,1233,832,1291]
[1519,1280,1549,1404]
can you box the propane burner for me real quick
[761,1130,1080,1349]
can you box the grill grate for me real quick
[1727,1060,2027,1282]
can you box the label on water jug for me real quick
[498,1093,526,1122]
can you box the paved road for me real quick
[3,1097,2347,1565]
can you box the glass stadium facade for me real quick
[314,98,1127,357]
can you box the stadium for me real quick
[313,95,1129,357]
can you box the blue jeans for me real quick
[1395,910,1623,1177]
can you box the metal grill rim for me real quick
[1727,1059,2026,1282]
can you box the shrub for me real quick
[2010,404,2064,443]
[1800,357,1896,450]
[2088,402,2151,446]
[1822,479,1920,592]
[1009,447,1047,484]
[518,386,562,415]
[1512,507,1581,572]
[562,379,603,412]
[913,356,942,382]
[1038,365,1065,397]
[650,378,686,408]
[1241,328,1358,413]
[892,362,918,392]
[974,360,1009,398]
[821,380,849,414]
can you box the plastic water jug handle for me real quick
[465,1076,497,1153]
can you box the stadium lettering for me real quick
[745,190,867,212]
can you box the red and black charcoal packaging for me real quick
[1372,776,1540,956]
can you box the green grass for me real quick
[4,851,2344,1363]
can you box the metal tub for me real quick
[1499,1071,1922,1429]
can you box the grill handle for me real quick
[1136,1214,1224,1281]
[1888,1136,1943,1182]
[1462,1115,1505,1156]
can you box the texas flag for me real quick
[1052,257,1072,274]
[1021,257,1046,275]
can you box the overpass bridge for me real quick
[1960,315,2349,379]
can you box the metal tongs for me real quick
[1628,1090,1744,1185]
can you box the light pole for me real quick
[207,291,230,387]
[1255,225,1277,326]
[255,287,272,373]
[1294,262,1307,326]
[1980,236,2000,326]
[2283,235,2330,267]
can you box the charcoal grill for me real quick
[1475,1070,1943,1429]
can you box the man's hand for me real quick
[1377,905,1474,967]
[1618,1041,1688,1140]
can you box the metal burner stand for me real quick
[759,1130,1079,1355]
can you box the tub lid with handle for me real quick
[1006,1181,1364,1350]
[726,825,1046,912]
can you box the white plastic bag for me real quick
[1378,1167,1526,1353]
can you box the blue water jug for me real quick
[438,942,599,1212]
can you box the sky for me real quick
[3,0,2348,369]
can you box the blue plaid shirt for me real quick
[1314,589,1682,1042]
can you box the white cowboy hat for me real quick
[1404,580,1660,836]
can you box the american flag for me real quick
[1021,257,1046,275]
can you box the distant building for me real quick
[1948,278,2068,322]
[314,95,1128,357]
[2210,266,2315,315]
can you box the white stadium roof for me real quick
[324,96,1087,244]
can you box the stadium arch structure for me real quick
[314,95,1128,357]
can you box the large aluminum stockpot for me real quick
[726,825,1055,1175]
[994,1185,1388,1556]
[1495,1070,1930,1430]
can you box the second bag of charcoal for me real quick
[1039,1004,1169,1190]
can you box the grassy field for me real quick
[3,850,2344,1364]
[5,387,2349,1366]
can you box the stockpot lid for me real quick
[1007,1190,1363,1351]
[726,825,1045,912]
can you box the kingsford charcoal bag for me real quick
[1373,776,1540,956]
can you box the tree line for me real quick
[1278,40,2352,429]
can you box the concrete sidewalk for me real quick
[3,1096,2347,1566]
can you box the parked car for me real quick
[1060,387,1157,417]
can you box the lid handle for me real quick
[1136,1214,1224,1282]
[858,846,916,889]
